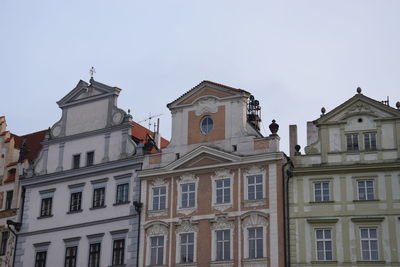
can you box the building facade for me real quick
[138,81,288,267]
[288,88,400,266]
[15,79,144,267]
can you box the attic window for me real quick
[200,116,213,135]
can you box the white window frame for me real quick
[360,227,379,261]
[176,174,198,215]
[363,132,377,151]
[211,169,234,212]
[114,174,131,205]
[244,166,266,207]
[315,228,333,261]
[211,215,234,262]
[242,213,268,260]
[148,178,169,217]
[38,188,56,218]
[357,179,375,201]
[68,182,85,213]
[145,223,168,266]
[314,181,330,202]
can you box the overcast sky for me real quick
[1,0,399,153]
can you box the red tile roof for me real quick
[12,130,48,163]
[131,121,169,153]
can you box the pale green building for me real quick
[288,88,400,266]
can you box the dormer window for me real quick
[200,116,213,135]
[364,132,376,151]
[346,133,359,151]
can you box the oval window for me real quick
[200,116,213,134]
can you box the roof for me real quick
[131,121,169,152]
[13,130,48,163]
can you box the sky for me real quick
[1,0,399,154]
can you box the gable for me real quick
[176,153,232,169]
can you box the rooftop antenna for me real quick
[138,113,163,130]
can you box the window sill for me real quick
[243,198,267,207]
[311,261,338,264]
[67,209,83,214]
[37,214,53,219]
[356,261,386,264]
[113,201,131,206]
[242,257,268,262]
[90,205,107,210]
[109,264,126,267]
[177,206,197,215]
[210,260,234,267]
[147,209,168,218]
[309,201,334,204]
[174,262,197,267]
[353,199,380,202]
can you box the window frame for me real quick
[346,133,359,151]
[150,236,165,266]
[215,229,231,261]
[72,154,81,169]
[200,116,214,135]
[315,228,333,261]
[64,246,78,267]
[152,186,167,211]
[360,227,379,261]
[242,213,268,260]
[92,187,106,208]
[115,183,129,204]
[40,197,53,217]
[313,181,331,202]
[176,174,198,215]
[5,190,13,210]
[86,151,95,166]
[88,243,101,267]
[69,192,82,212]
[357,179,375,201]
[211,169,234,211]
[35,251,47,267]
[111,239,125,266]
[363,132,377,151]
[0,231,9,256]
[146,223,168,266]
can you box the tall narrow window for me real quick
[316,229,333,261]
[216,229,230,261]
[150,236,164,265]
[358,180,374,200]
[364,133,377,151]
[112,239,125,266]
[86,151,94,166]
[35,251,47,267]
[152,187,166,210]
[69,192,82,212]
[73,154,80,169]
[247,175,263,200]
[314,182,330,202]
[216,179,230,204]
[180,233,194,263]
[248,227,263,259]
[64,246,77,267]
[360,228,378,261]
[92,188,105,208]
[181,183,195,208]
[0,231,9,256]
[40,198,52,217]
[116,183,129,204]
[5,190,13,210]
[346,133,359,151]
[88,243,101,267]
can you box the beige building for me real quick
[138,81,288,267]
[288,88,400,266]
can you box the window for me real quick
[69,192,82,212]
[112,239,125,266]
[358,180,374,200]
[92,188,105,208]
[364,133,377,151]
[314,182,330,202]
[88,243,101,267]
[181,183,195,208]
[116,183,129,204]
[5,190,13,210]
[86,151,94,166]
[216,229,230,261]
[35,251,47,267]
[150,236,164,265]
[315,228,333,261]
[152,187,166,210]
[73,154,80,169]
[346,133,359,151]
[40,198,52,217]
[216,179,230,204]
[248,227,263,259]
[0,231,9,256]
[360,228,378,261]
[64,246,77,267]
[247,175,263,200]
[180,233,194,263]
[200,116,213,134]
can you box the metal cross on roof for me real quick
[89,66,96,79]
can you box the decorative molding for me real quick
[146,223,169,236]
[242,213,268,228]
[195,97,219,116]
[211,169,233,212]
[147,209,168,218]
[176,174,199,215]
[153,178,167,187]
[211,214,234,230]
[175,218,198,234]
[307,218,339,224]
[244,165,263,176]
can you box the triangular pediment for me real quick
[167,80,250,109]
[316,93,400,125]
[57,79,121,108]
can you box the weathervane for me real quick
[89,66,96,79]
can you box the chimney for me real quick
[154,118,161,150]
[289,125,298,157]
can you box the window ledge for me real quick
[177,206,197,215]
[109,265,126,267]
[309,201,335,204]
[210,260,234,267]
[212,203,232,212]
[67,209,83,214]
[311,261,338,264]
[174,263,197,267]
[113,201,131,206]
[353,199,380,202]
[242,257,268,263]
[356,261,386,264]
[243,198,267,208]
[90,205,107,210]
[147,209,168,218]
[37,214,53,219]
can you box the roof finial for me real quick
[396,101,400,110]
[89,66,96,80]
[321,107,326,116]
[357,87,362,94]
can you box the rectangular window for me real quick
[86,151,94,166]
[116,183,129,204]
[181,183,195,208]
[150,236,164,265]
[88,243,101,267]
[93,188,105,208]
[358,180,374,200]
[216,179,230,204]
[35,251,47,267]
[64,246,77,267]
[360,228,378,261]
[316,229,333,261]
[0,231,9,256]
[314,182,330,202]
[40,198,52,217]
[364,133,377,151]
[248,175,263,200]
[216,229,230,261]
[73,154,80,169]
[112,239,125,266]
[248,227,263,259]
[5,190,13,210]
[69,192,82,212]
[180,233,194,263]
[346,133,359,151]
[152,187,166,210]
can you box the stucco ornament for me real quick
[212,169,232,180]
[152,178,167,187]
[179,174,198,183]
[195,97,219,116]
[345,102,373,116]
[111,108,126,125]
[245,165,263,176]
[211,169,233,212]
[146,223,168,236]
[176,218,198,233]
[242,213,268,228]
[211,214,234,230]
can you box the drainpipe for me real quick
[133,178,143,267]
[282,153,293,267]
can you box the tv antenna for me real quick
[138,113,163,130]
